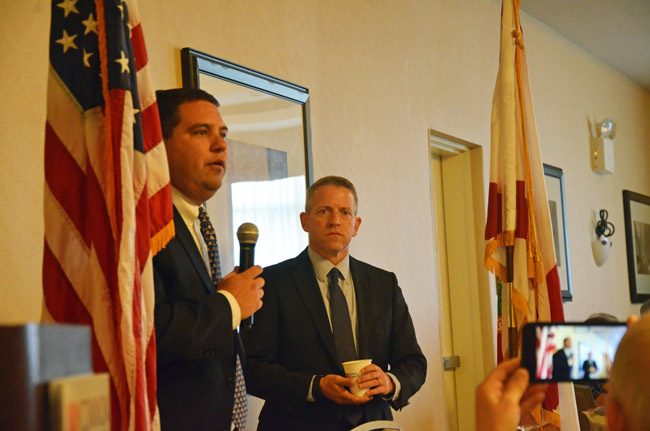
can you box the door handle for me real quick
[442,355,461,370]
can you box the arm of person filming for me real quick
[476,358,547,431]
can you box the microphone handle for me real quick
[239,244,255,272]
[239,244,255,330]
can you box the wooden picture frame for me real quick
[543,164,573,301]
[623,190,650,303]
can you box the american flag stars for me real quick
[82,49,93,68]
[117,0,126,19]
[115,50,131,73]
[55,29,78,53]
[81,13,98,35]
[53,0,131,77]
[56,0,79,17]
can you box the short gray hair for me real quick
[305,176,358,213]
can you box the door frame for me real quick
[429,129,494,431]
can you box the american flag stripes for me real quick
[43,0,173,429]
[535,326,556,380]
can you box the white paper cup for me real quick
[342,359,372,396]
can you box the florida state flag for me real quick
[484,0,569,426]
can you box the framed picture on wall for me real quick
[543,164,573,301]
[623,190,650,303]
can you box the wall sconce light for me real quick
[591,209,615,266]
[591,118,616,174]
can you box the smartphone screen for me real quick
[521,322,627,382]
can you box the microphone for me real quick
[237,222,259,330]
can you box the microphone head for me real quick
[237,222,259,245]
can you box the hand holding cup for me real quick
[342,359,373,397]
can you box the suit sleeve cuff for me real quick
[217,290,241,330]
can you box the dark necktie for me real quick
[197,206,247,430]
[198,206,222,286]
[327,268,357,363]
[328,268,363,427]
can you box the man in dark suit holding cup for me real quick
[242,176,426,431]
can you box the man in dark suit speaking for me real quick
[242,176,426,431]
[153,88,265,431]
[552,337,574,380]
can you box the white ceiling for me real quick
[521,0,650,90]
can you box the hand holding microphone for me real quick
[217,223,264,329]
[237,222,260,330]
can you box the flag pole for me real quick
[506,245,518,358]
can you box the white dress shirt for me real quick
[172,188,241,330]
[306,247,401,401]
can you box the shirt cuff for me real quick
[384,372,401,401]
[307,375,316,402]
[217,290,241,330]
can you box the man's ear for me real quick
[606,398,626,431]
[299,212,309,232]
[352,216,362,237]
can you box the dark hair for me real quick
[641,300,650,315]
[305,176,358,213]
[156,88,220,139]
[585,312,618,324]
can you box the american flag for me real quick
[535,326,556,380]
[42,1,173,430]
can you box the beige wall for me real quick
[2,0,649,429]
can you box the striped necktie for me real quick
[197,206,248,430]
[198,206,221,286]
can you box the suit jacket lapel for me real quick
[291,249,340,368]
[350,256,371,359]
[173,207,214,294]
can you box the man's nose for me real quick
[327,211,342,224]
[210,135,227,151]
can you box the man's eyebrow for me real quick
[188,122,211,130]
[187,124,228,135]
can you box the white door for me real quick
[429,131,494,431]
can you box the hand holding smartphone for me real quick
[521,322,627,383]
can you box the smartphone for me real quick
[521,322,627,383]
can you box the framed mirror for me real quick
[181,48,313,269]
